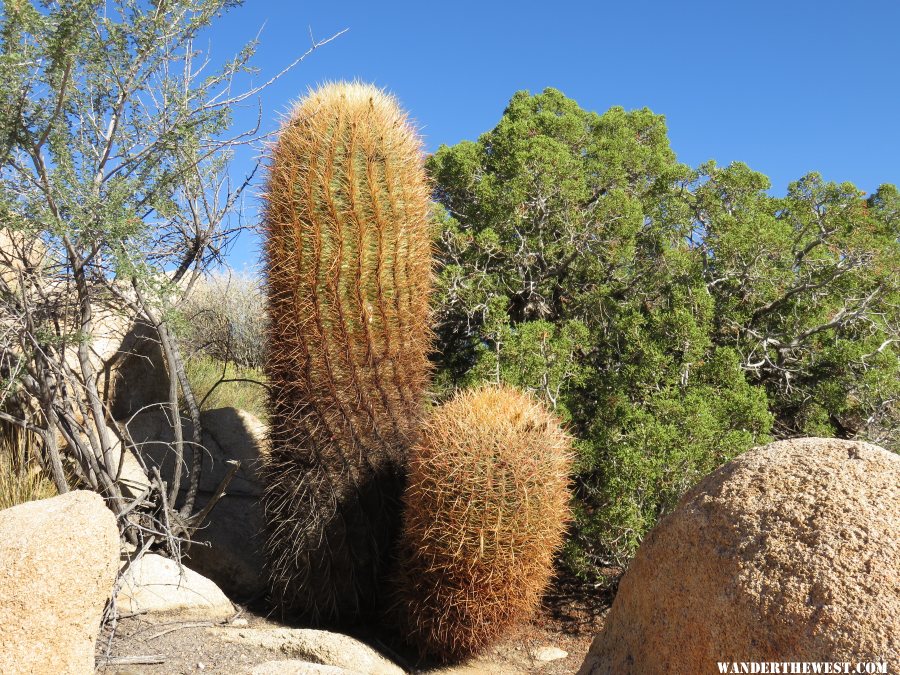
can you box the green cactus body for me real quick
[261,82,432,624]
[396,385,573,660]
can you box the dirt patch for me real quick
[96,573,612,675]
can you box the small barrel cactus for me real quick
[261,82,432,624]
[395,385,573,660]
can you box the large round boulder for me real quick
[0,490,119,674]
[117,553,235,621]
[578,438,899,675]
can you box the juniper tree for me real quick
[429,88,899,574]
[690,164,900,448]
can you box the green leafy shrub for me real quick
[428,88,898,578]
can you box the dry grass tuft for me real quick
[0,421,56,511]
[183,355,267,421]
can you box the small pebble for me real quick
[534,646,568,662]
[231,618,249,627]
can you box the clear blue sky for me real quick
[205,1,900,271]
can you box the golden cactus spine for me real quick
[396,385,573,660]
[261,82,432,624]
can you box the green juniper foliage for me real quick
[429,88,899,575]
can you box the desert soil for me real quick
[96,574,612,675]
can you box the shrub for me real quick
[178,270,267,370]
[426,88,898,577]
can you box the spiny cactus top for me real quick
[264,82,432,448]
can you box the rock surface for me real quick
[0,490,119,675]
[103,318,170,421]
[186,407,268,599]
[126,407,266,496]
[126,406,268,598]
[69,307,169,421]
[114,444,152,498]
[0,227,47,293]
[187,491,266,599]
[118,553,235,620]
[578,437,900,675]
[250,661,363,675]
[216,627,404,675]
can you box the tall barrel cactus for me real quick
[261,82,432,624]
[396,385,573,660]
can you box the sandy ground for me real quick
[96,574,612,675]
